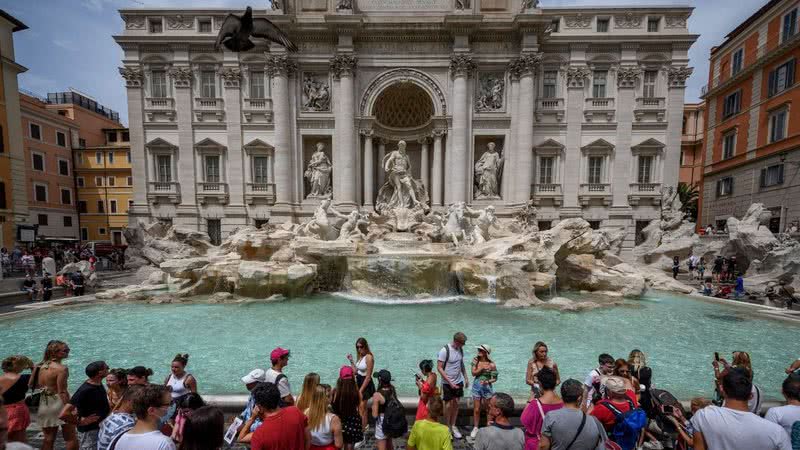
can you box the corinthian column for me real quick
[447,54,476,205]
[502,60,521,204]
[361,129,374,206]
[266,53,296,208]
[331,53,358,208]
[220,67,244,207]
[119,66,147,221]
[431,130,446,206]
[514,53,541,205]
[168,66,198,224]
[419,137,430,191]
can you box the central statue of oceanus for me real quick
[375,140,430,231]
[215,6,298,52]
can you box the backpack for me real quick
[791,420,800,450]
[440,344,465,387]
[599,399,647,450]
[380,389,408,438]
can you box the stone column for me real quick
[377,139,386,188]
[447,54,476,205]
[502,61,520,203]
[665,67,693,187]
[331,53,358,208]
[419,137,430,191]
[220,67,245,209]
[168,66,198,227]
[266,54,296,208]
[361,129,374,206]
[119,67,148,222]
[431,130,445,207]
[514,53,541,205]
[612,66,640,207]
[562,66,591,213]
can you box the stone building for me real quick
[115,0,696,251]
[680,101,704,188]
[699,0,800,234]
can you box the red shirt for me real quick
[591,396,635,431]
[250,406,308,450]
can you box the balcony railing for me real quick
[585,97,615,109]
[244,98,272,110]
[581,183,610,192]
[149,181,178,192]
[531,183,563,205]
[537,98,564,110]
[630,182,661,193]
[147,181,180,204]
[578,183,612,206]
[146,97,174,109]
[636,97,665,109]
[197,182,228,192]
[194,97,224,109]
[246,182,276,204]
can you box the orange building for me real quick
[44,90,121,147]
[681,102,705,187]
[20,93,80,239]
[0,11,29,249]
[700,0,800,233]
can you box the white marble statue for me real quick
[521,0,539,10]
[336,0,353,10]
[474,142,504,199]
[455,0,471,10]
[444,202,469,246]
[514,200,539,232]
[304,142,332,198]
[476,76,504,111]
[302,198,348,240]
[467,205,499,244]
[337,210,368,241]
[302,75,331,111]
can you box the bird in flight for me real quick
[215,6,298,52]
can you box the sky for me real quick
[0,0,769,126]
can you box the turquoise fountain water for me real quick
[0,292,795,400]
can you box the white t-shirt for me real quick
[265,368,292,398]
[437,343,465,385]
[749,384,763,414]
[764,404,800,437]
[583,368,604,406]
[690,405,791,450]
[115,430,176,450]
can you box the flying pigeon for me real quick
[214,6,298,53]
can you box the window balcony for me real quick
[628,182,661,206]
[584,98,615,122]
[245,182,276,205]
[144,97,175,121]
[531,183,563,206]
[193,97,224,122]
[578,183,612,206]
[634,97,666,122]
[196,182,229,204]
[242,98,274,123]
[535,98,565,122]
[147,181,180,204]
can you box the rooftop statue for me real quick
[215,6,298,52]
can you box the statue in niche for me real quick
[455,0,470,10]
[521,0,539,10]
[476,76,504,111]
[336,0,353,10]
[301,198,348,240]
[302,75,330,111]
[375,140,430,231]
[474,142,504,199]
[466,205,499,244]
[304,142,332,198]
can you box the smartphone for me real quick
[663,405,674,415]
[714,352,720,362]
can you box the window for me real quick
[108,176,115,186]
[722,131,736,160]
[151,70,167,98]
[592,71,607,98]
[108,152,115,164]
[643,71,657,98]
[253,156,269,183]
[637,155,653,184]
[647,18,660,32]
[127,151,131,163]
[96,152,103,164]
[760,164,785,188]
[783,8,798,43]
[597,18,609,32]
[538,221,552,231]
[204,155,220,182]
[60,188,71,205]
[99,227,106,235]
[682,115,688,134]
[0,182,4,209]
[78,201,87,213]
[108,132,117,143]
[128,200,134,211]
[157,155,172,182]
[201,71,216,98]
[254,219,269,229]
[550,19,560,33]
[680,149,685,166]
[32,185,50,209]
[768,59,795,97]
[97,200,105,213]
[250,71,266,99]
[56,131,66,147]
[722,91,741,119]
[122,131,130,142]
[77,177,85,188]
[543,71,557,99]
[207,219,221,245]
[95,176,104,187]
[32,153,44,171]
[769,108,788,142]
[588,156,603,184]
[716,177,733,197]
[149,18,163,33]
[127,176,133,186]
[198,19,212,32]
[38,214,48,226]
[78,138,86,148]
[587,220,601,230]
[731,48,744,76]
[58,159,69,176]
[29,123,41,140]
[63,216,72,227]
[539,157,555,184]
[80,228,88,241]
[0,125,4,152]
[110,200,118,213]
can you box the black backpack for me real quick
[381,389,408,438]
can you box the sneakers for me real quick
[469,426,479,439]
[451,426,463,439]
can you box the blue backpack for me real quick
[599,399,647,450]
[791,420,799,450]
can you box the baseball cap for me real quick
[339,365,354,380]
[270,347,290,361]
[373,369,392,385]
[603,376,627,395]
[241,369,267,384]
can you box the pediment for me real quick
[632,138,665,149]
[145,137,177,149]
[194,138,226,150]
[243,138,274,150]
[534,138,565,150]
[581,138,615,152]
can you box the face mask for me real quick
[157,402,177,428]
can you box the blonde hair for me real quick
[533,342,548,360]
[41,340,67,364]
[305,386,330,430]
[628,350,647,372]
[2,355,34,373]
[427,395,444,418]
[690,397,711,412]
[296,372,320,412]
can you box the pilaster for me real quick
[119,66,149,222]
[266,53,297,214]
[612,66,640,208]
[330,53,358,208]
[447,53,476,204]
[220,66,245,211]
[361,129,374,206]
[513,52,542,205]
[431,130,446,207]
[665,66,693,188]
[169,65,198,222]
[562,65,590,214]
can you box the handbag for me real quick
[24,365,42,411]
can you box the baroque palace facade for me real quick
[116,0,696,251]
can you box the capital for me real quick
[218,67,242,88]
[266,54,297,77]
[330,53,358,79]
[668,66,693,88]
[119,66,143,88]
[516,53,543,76]
[359,129,374,138]
[616,66,642,88]
[168,66,193,88]
[566,66,591,88]
[450,54,476,78]
[431,129,447,139]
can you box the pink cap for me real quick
[270,347,290,361]
[339,365,354,380]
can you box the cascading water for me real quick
[549,277,558,298]
[484,275,498,299]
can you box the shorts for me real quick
[442,382,464,402]
[471,381,494,399]
[5,402,31,433]
[374,414,387,440]
[78,429,99,450]
[356,374,375,400]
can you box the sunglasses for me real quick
[356,345,364,348]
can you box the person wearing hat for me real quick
[371,369,397,449]
[469,344,498,440]
[265,348,294,406]
[590,376,636,432]
[238,369,267,442]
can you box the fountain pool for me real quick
[0,292,795,400]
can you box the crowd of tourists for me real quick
[1,335,799,450]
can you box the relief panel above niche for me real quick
[301,0,328,11]
[356,0,451,12]
[480,0,508,11]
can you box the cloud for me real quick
[52,39,77,51]
[81,0,112,12]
